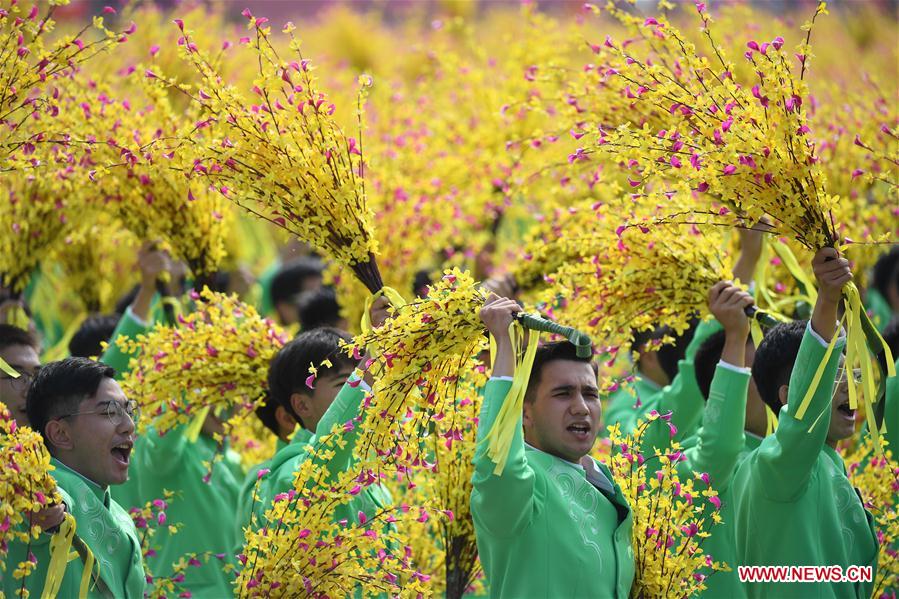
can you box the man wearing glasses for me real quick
[2,357,146,598]
[0,325,68,536]
[0,324,41,427]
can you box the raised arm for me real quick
[756,247,850,501]
[311,296,391,473]
[470,296,535,537]
[100,243,171,377]
[684,282,754,486]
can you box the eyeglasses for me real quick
[59,399,140,426]
[0,369,38,393]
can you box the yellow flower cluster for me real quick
[0,2,134,293]
[509,200,618,296]
[51,216,139,315]
[0,401,61,581]
[227,407,280,471]
[348,268,489,462]
[608,416,726,597]
[150,15,383,291]
[844,436,898,597]
[238,431,438,597]
[0,180,74,294]
[118,288,288,437]
[389,366,487,598]
[547,224,731,354]
[585,2,838,250]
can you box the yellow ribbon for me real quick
[360,286,407,334]
[794,312,845,421]
[79,545,95,599]
[750,319,764,348]
[485,321,540,475]
[794,283,895,446]
[184,405,211,442]
[42,514,77,599]
[770,240,818,305]
[0,356,18,377]
[765,406,778,436]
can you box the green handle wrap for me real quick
[514,313,592,358]
[744,305,780,329]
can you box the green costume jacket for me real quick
[471,378,635,598]
[2,459,146,599]
[603,320,721,443]
[661,363,756,598]
[232,436,291,555]
[255,379,392,530]
[732,324,878,599]
[111,426,243,599]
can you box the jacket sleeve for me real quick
[312,378,368,474]
[100,307,151,379]
[684,363,749,489]
[470,378,535,537]
[755,323,845,502]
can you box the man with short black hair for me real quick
[732,247,878,599]
[0,323,41,427]
[472,295,634,598]
[233,326,356,545]
[68,313,121,358]
[296,286,347,331]
[1,358,146,598]
[270,256,324,326]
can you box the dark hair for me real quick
[26,358,117,442]
[751,320,807,415]
[631,321,697,383]
[68,314,121,358]
[254,393,281,437]
[297,287,342,331]
[881,318,899,358]
[871,247,899,300]
[0,324,39,353]
[694,330,727,401]
[267,328,354,427]
[412,269,432,298]
[524,341,598,403]
[270,257,324,306]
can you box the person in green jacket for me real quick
[232,326,355,551]
[732,247,878,599]
[250,299,392,532]
[103,244,170,513]
[2,358,145,598]
[643,280,763,598]
[472,295,635,598]
[0,325,68,540]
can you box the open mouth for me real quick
[567,423,591,439]
[111,441,133,465]
[836,400,856,421]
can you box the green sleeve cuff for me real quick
[686,363,749,488]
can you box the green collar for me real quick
[822,444,846,474]
[51,457,110,507]
[290,426,313,445]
